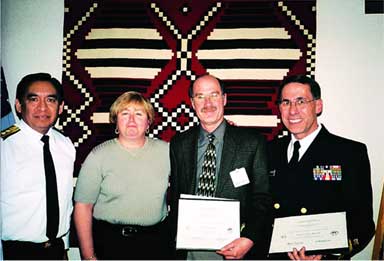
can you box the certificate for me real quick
[269,212,348,255]
[176,194,240,250]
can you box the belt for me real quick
[41,238,63,248]
[2,237,63,249]
[93,219,164,237]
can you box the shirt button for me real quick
[300,207,307,214]
[274,203,280,209]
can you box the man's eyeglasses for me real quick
[192,92,222,103]
[277,98,317,109]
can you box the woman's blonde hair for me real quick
[109,91,155,127]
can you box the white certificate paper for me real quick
[269,212,348,254]
[176,194,240,250]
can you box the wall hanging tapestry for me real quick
[61,0,316,175]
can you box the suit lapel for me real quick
[183,127,199,195]
[282,137,290,166]
[216,125,236,195]
[299,125,328,163]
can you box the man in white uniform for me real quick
[1,73,76,259]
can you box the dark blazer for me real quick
[169,121,272,259]
[267,125,375,259]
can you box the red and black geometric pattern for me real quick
[60,0,316,176]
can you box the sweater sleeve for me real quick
[74,147,103,204]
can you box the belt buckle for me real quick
[43,241,52,248]
[122,226,138,237]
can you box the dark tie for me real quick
[197,134,216,197]
[289,141,301,166]
[41,135,60,240]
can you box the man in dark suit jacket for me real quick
[169,74,272,260]
[268,75,375,260]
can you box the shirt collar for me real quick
[19,119,55,144]
[289,124,322,160]
[198,120,226,145]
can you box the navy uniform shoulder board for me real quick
[1,125,20,140]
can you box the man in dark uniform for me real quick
[268,75,375,260]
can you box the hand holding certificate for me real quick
[176,194,240,250]
[269,212,348,255]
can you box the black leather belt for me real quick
[41,238,62,248]
[2,237,63,249]
[93,219,164,237]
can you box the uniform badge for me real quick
[313,165,342,181]
[1,125,20,140]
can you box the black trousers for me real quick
[2,238,64,260]
[93,218,173,260]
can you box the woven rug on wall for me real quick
[60,0,316,176]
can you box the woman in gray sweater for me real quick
[74,91,171,260]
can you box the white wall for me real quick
[316,1,384,259]
[1,0,64,112]
[1,0,383,260]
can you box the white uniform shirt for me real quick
[1,120,75,243]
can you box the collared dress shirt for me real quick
[189,120,226,260]
[1,120,75,246]
[195,120,226,193]
[287,124,322,162]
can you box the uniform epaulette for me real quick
[1,125,20,140]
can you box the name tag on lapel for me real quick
[313,165,342,181]
[230,167,250,188]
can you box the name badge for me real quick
[230,167,250,188]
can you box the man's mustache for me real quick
[201,106,217,113]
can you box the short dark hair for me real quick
[16,73,64,104]
[188,74,226,98]
[277,75,321,101]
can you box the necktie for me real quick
[197,134,216,197]
[289,141,301,166]
[41,135,60,240]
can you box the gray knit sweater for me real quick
[74,138,170,226]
